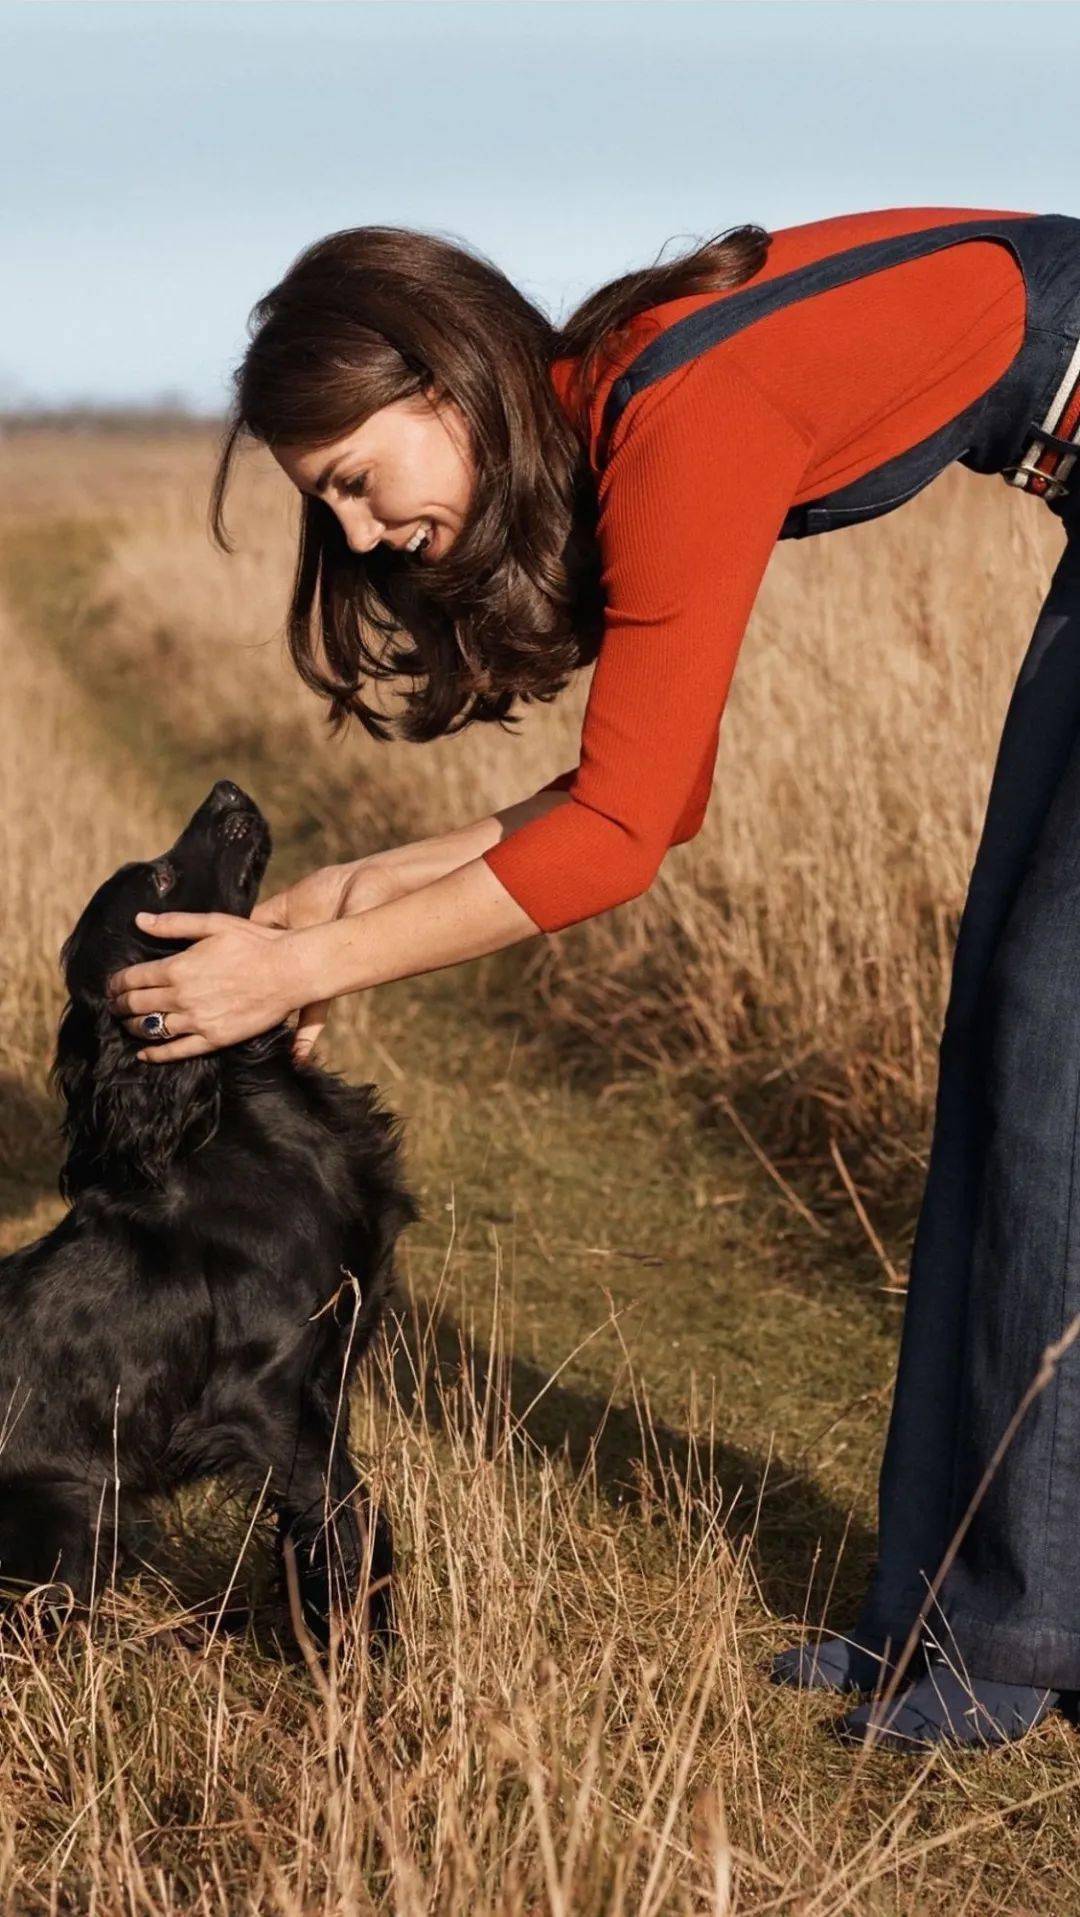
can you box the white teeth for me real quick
[405,521,433,553]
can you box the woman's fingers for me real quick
[122,1008,195,1043]
[109,985,181,1019]
[133,911,238,940]
[292,998,329,1062]
[137,1033,216,1064]
[121,999,329,1059]
[106,964,175,1007]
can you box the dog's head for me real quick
[52,781,274,1196]
[62,780,272,1000]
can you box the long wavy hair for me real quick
[209,220,771,742]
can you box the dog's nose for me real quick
[210,780,247,811]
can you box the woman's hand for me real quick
[106,914,315,1064]
[250,858,404,1059]
[251,860,398,933]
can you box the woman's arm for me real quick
[343,782,575,902]
[253,781,576,926]
[289,853,548,1004]
[477,354,814,933]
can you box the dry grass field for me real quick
[0,423,1077,1912]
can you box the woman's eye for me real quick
[341,474,371,499]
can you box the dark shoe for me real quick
[836,1659,1059,1750]
[770,1629,916,1694]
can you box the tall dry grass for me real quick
[0,585,174,1208]
[2,1249,1073,1913]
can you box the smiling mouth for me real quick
[404,521,434,556]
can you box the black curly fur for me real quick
[0,782,419,1647]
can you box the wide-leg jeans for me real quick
[857,506,1080,1688]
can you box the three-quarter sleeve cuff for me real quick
[481,816,658,935]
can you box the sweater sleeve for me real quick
[538,721,718,842]
[482,356,814,933]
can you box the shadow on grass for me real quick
[20,1294,873,1669]
[388,1296,876,1631]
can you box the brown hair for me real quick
[209,221,770,742]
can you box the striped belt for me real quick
[1004,337,1080,500]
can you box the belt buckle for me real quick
[1004,407,1080,500]
[1003,461,1071,501]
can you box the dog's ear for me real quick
[51,997,100,1196]
[51,999,221,1197]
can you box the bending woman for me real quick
[106,203,1080,1751]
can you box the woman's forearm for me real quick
[356,785,572,898]
[290,853,546,1001]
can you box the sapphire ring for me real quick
[140,1012,172,1041]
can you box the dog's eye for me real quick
[152,862,175,897]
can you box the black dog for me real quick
[0,781,419,1646]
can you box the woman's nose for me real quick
[338,506,384,555]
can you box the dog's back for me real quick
[2,1040,418,1636]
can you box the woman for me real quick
[106,205,1080,1751]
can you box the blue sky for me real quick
[4,1,1078,412]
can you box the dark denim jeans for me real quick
[857,502,1080,1687]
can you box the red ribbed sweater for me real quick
[480,205,1031,933]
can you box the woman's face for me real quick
[271,387,475,563]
